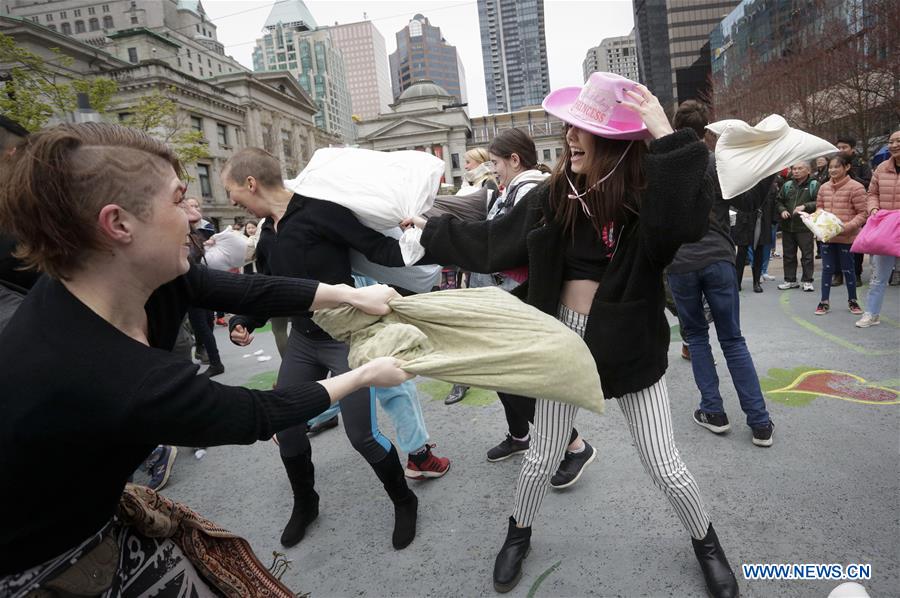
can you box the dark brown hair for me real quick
[0,123,181,280]
[672,100,710,139]
[828,154,852,168]
[549,127,646,237]
[223,147,283,189]
[489,128,539,170]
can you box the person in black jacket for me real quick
[222,148,450,553]
[405,75,738,598]
[0,123,409,593]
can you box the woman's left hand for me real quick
[400,216,427,230]
[620,84,674,140]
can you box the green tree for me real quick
[120,87,208,171]
[0,33,117,131]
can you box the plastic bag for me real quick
[800,210,844,243]
[851,209,900,257]
[313,287,605,414]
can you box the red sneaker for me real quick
[215,317,227,326]
[404,444,450,480]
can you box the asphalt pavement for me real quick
[163,253,899,598]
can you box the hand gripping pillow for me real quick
[313,287,605,414]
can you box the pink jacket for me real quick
[868,158,900,212]
[816,176,867,244]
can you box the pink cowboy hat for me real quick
[542,72,650,140]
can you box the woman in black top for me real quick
[405,74,739,597]
[0,123,408,594]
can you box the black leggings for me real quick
[276,330,392,463]
[735,244,764,285]
[500,392,578,446]
[187,307,220,366]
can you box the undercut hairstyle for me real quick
[465,147,490,165]
[550,127,647,237]
[223,147,283,189]
[0,123,181,280]
[836,136,857,148]
[489,128,539,170]
[672,100,710,139]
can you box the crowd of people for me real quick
[0,70,897,598]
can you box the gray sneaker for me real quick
[802,282,815,292]
[550,441,596,489]
[855,313,880,328]
[777,281,800,290]
[487,434,530,462]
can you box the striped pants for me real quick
[512,305,711,539]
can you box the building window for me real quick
[281,130,292,157]
[88,6,95,15]
[217,64,221,72]
[543,149,551,161]
[130,16,138,24]
[207,58,211,67]
[48,24,57,31]
[127,47,138,63]
[190,116,203,132]
[61,22,71,34]
[74,8,81,16]
[103,15,113,28]
[195,24,200,33]
[75,20,85,33]
[555,147,563,159]
[186,49,191,58]
[451,153,460,169]
[216,124,228,146]
[188,62,193,71]
[196,164,212,198]
[199,66,204,76]
[31,16,39,23]
[88,17,99,31]
[60,11,67,18]
[45,13,53,22]
[177,56,182,67]
[103,4,109,12]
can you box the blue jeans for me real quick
[865,254,898,316]
[667,261,771,428]
[820,243,857,302]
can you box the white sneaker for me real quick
[778,281,800,290]
[762,274,776,281]
[802,282,815,292]
[855,313,880,328]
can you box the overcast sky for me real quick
[202,0,635,117]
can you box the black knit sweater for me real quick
[421,128,712,399]
[0,265,331,574]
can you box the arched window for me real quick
[103,15,113,29]
[89,18,99,31]
[75,20,85,33]
[61,22,71,34]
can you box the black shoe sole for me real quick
[493,547,530,593]
[487,448,528,462]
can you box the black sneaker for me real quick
[751,420,775,447]
[307,415,339,436]
[693,409,731,434]
[486,434,530,462]
[550,440,596,489]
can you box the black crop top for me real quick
[563,213,616,282]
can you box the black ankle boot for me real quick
[493,516,531,593]
[692,523,739,598]
[280,453,319,547]
[370,445,418,550]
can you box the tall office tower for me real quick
[477,0,550,113]
[253,1,354,142]
[633,0,740,109]
[583,30,640,82]
[389,14,467,104]
[328,20,393,120]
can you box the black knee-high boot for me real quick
[370,445,418,550]
[280,452,319,547]
[493,515,531,593]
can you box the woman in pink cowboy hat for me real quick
[404,72,738,597]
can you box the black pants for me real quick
[187,307,220,366]
[781,230,815,282]
[500,392,577,446]
[735,244,764,286]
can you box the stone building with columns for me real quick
[1,13,330,227]
[469,107,566,171]
[354,80,471,188]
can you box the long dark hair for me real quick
[549,126,646,237]
[489,128,539,170]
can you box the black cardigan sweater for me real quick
[421,128,712,399]
[0,265,331,575]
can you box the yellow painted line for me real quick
[779,294,899,356]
